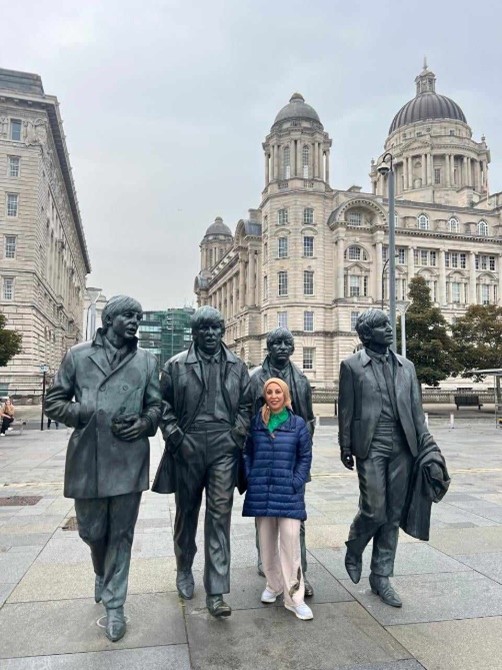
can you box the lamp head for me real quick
[377,162,391,176]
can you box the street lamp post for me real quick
[396,300,411,358]
[377,153,396,350]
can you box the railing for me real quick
[312,388,496,404]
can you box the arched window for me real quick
[345,245,368,261]
[417,214,429,230]
[283,146,290,179]
[448,217,459,233]
[302,145,310,178]
[477,220,489,236]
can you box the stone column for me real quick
[318,143,323,178]
[336,235,345,300]
[408,245,415,285]
[462,156,467,187]
[427,154,432,185]
[232,275,238,316]
[403,158,408,191]
[313,143,318,178]
[270,146,275,182]
[325,150,330,184]
[375,241,383,303]
[438,250,446,305]
[248,251,256,306]
[421,154,426,186]
[475,160,481,192]
[264,151,269,185]
[469,252,477,304]
[445,155,450,187]
[296,141,301,177]
[239,257,246,309]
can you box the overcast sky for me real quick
[3,0,502,309]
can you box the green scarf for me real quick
[267,407,289,433]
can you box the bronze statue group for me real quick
[46,297,449,642]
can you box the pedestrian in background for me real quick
[0,398,15,435]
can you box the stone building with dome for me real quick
[194,65,502,388]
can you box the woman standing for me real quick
[0,398,15,435]
[242,378,313,620]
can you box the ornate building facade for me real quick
[196,66,502,388]
[0,68,90,395]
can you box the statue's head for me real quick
[266,327,294,367]
[191,306,225,355]
[355,308,393,349]
[101,295,143,341]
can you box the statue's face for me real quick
[268,337,294,367]
[194,321,222,355]
[109,309,143,341]
[368,317,393,349]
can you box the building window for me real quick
[347,211,362,225]
[429,251,437,266]
[278,208,288,225]
[382,246,389,262]
[303,270,314,296]
[263,275,268,299]
[278,237,288,258]
[490,256,496,271]
[302,145,310,178]
[283,146,291,179]
[481,284,490,305]
[434,168,441,184]
[2,277,14,300]
[348,275,366,297]
[477,220,489,236]
[304,311,314,332]
[452,282,461,304]
[398,248,406,264]
[417,214,429,230]
[263,242,268,260]
[350,311,359,331]
[8,157,20,177]
[303,208,314,225]
[303,236,314,257]
[277,311,288,328]
[303,347,314,370]
[448,217,459,233]
[6,194,18,217]
[10,120,22,141]
[4,236,16,259]
[451,252,458,269]
[278,271,288,296]
[421,250,428,266]
[460,253,466,269]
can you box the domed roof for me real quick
[274,92,321,125]
[204,216,232,238]
[389,66,466,134]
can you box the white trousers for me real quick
[256,516,305,607]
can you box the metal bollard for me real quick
[424,412,429,428]
[450,413,455,429]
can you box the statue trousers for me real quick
[173,423,239,595]
[347,422,413,577]
[75,491,142,609]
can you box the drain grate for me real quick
[0,496,42,506]
[62,516,79,531]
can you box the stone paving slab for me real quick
[8,556,178,603]
[185,601,411,670]
[427,525,502,555]
[0,645,192,670]
[453,551,502,584]
[0,593,186,658]
[388,617,502,670]
[341,571,502,625]
[310,543,471,581]
[0,546,41,583]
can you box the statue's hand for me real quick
[341,448,354,470]
[113,417,148,441]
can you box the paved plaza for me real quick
[1,411,502,669]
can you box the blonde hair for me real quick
[261,377,292,425]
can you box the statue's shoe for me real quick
[94,575,104,604]
[344,549,362,584]
[176,569,194,600]
[369,573,402,608]
[304,577,314,598]
[105,606,126,642]
[206,594,232,618]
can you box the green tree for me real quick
[398,276,458,386]
[452,304,502,378]
[0,312,22,367]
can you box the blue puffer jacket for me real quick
[242,410,312,521]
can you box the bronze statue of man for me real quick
[249,327,315,597]
[154,306,251,617]
[45,295,161,641]
[338,308,427,607]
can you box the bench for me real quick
[454,395,483,410]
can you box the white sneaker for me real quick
[261,587,282,604]
[285,602,313,620]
